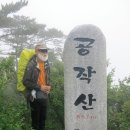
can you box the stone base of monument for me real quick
[63,24,107,130]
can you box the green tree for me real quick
[0,0,28,28]
[46,56,64,130]
[107,68,130,130]
[0,57,32,130]
[0,0,64,70]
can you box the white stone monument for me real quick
[63,24,107,130]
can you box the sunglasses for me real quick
[38,49,48,53]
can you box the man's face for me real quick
[36,48,48,62]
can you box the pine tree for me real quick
[0,0,64,69]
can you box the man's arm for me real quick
[22,66,40,91]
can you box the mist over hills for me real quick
[0,37,66,59]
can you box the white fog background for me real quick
[0,0,130,83]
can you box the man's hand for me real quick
[41,85,51,94]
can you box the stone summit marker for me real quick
[63,24,107,130]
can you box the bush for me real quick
[46,60,64,130]
[0,57,32,130]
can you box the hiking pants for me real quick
[30,99,47,130]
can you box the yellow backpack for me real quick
[17,49,35,92]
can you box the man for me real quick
[23,43,51,130]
